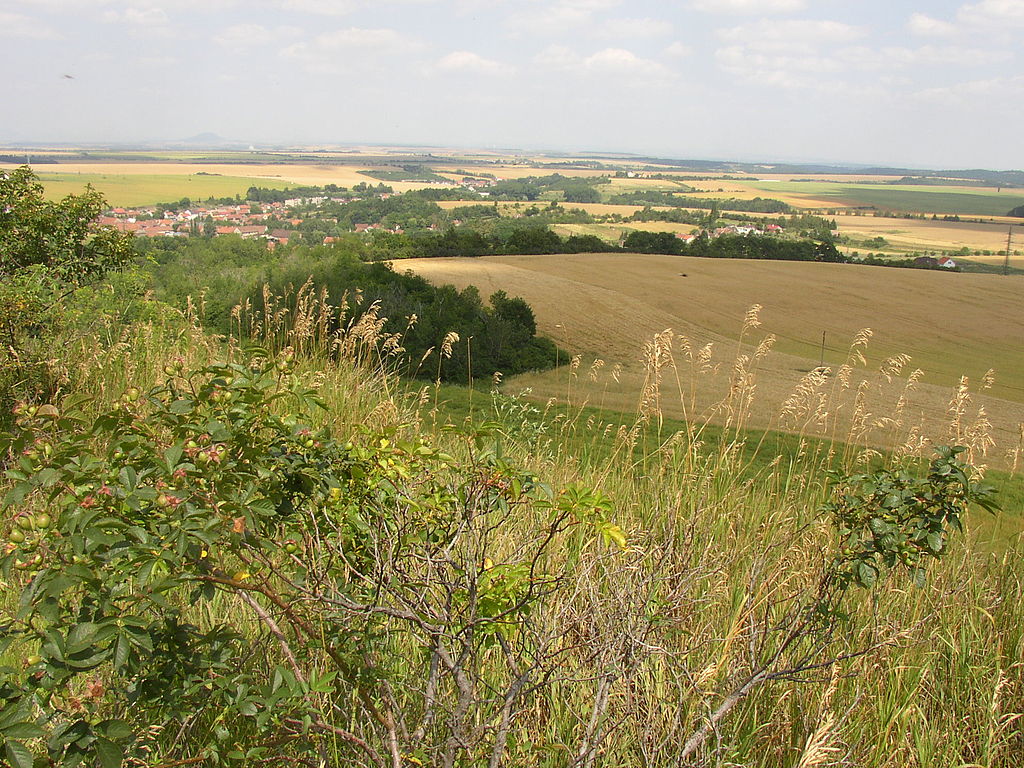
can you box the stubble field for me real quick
[401,253,1024,467]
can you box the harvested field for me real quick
[834,215,1024,263]
[400,253,1024,466]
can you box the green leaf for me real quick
[164,443,184,471]
[96,720,133,741]
[113,635,129,670]
[1,482,32,509]
[0,723,45,740]
[4,739,34,768]
[94,737,124,768]
[857,561,878,588]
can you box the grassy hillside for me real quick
[3,289,1019,767]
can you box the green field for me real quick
[34,171,297,206]
[748,181,1024,216]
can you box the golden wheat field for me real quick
[401,253,1024,468]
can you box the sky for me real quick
[1,0,1023,169]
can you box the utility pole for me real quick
[1006,227,1013,277]
[819,331,826,369]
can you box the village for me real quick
[94,184,959,269]
[96,175,501,245]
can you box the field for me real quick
[0,160,459,205]
[832,214,1024,262]
[27,171,296,207]
[746,180,1024,216]
[400,253,1024,467]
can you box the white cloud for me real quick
[0,11,61,39]
[690,0,806,13]
[560,0,621,10]
[908,1,1024,41]
[714,20,864,88]
[664,41,693,57]
[716,13,1010,92]
[277,0,357,15]
[214,23,301,49]
[534,44,579,68]
[534,45,667,78]
[718,19,865,52]
[839,44,1010,69]
[10,0,115,8]
[915,74,1024,105]
[583,47,666,74]
[507,7,593,34]
[958,0,1024,27]
[716,45,842,87]
[102,6,169,25]
[283,26,407,53]
[907,12,957,36]
[506,0,621,35]
[598,16,674,38]
[280,27,414,72]
[435,50,506,74]
[137,55,179,67]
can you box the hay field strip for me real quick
[550,221,698,240]
[601,177,855,210]
[833,215,1024,259]
[400,253,1024,463]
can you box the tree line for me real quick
[622,231,845,262]
[137,236,562,382]
[609,191,792,213]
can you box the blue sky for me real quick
[2,0,1022,168]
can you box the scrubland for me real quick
[3,281,1020,766]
